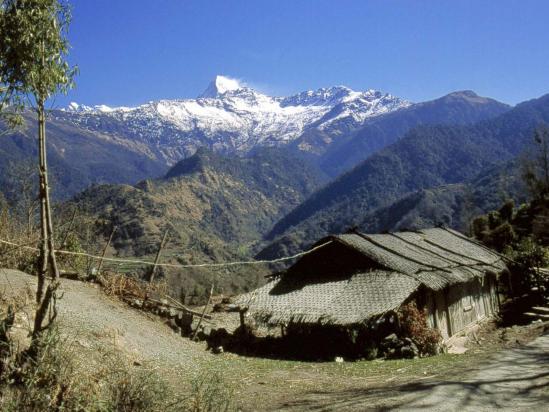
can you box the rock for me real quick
[165,318,179,333]
[408,340,419,355]
[400,345,417,359]
[447,336,468,354]
[384,333,399,344]
[159,306,169,317]
[403,337,413,346]
[201,326,212,338]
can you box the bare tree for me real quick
[5,159,40,236]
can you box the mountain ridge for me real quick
[55,75,411,163]
[260,92,549,259]
[318,90,511,175]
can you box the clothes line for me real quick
[0,238,332,269]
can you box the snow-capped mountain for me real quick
[58,75,410,164]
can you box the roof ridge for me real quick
[420,237,501,268]
[439,227,513,263]
[333,236,424,284]
[389,232,467,266]
[353,232,453,273]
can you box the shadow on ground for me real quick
[277,338,549,411]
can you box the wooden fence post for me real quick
[149,229,169,283]
[97,225,117,273]
[192,283,214,341]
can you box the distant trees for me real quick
[471,126,549,299]
[522,125,549,201]
[4,159,40,236]
[472,126,549,248]
[0,0,76,340]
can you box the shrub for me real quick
[0,326,89,411]
[184,369,236,412]
[56,232,87,275]
[398,301,441,356]
[505,236,549,297]
[98,271,167,300]
[102,365,173,412]
[0,206,39,274]
[485,222,517,252]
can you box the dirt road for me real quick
[387,334,549,411]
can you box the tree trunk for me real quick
[36,103,48,304]
[33,101,60,338]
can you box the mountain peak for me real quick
[447,90,479,98]
[199,75,245,98]
[438,90,510,107]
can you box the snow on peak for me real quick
[199,75,245,98]
[64,102,93,112]
[63,101,134,113]
[59,79,411,162]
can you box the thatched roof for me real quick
[237,228,506,326]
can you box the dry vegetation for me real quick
[0,285,237,411]
[0,200,239,410]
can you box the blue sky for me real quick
[59,0,549,107]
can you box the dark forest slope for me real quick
[261,94,549,259]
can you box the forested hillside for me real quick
[357,159,526,234]
[261,94,549,259]
[70,147,325,296]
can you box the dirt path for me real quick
[0,268,210,380]
[385,334,549,411]
[276,329,549,411]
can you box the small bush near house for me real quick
[398,301,442,356]
[505,237,549,298]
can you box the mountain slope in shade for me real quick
[318,91,510,176]
[0,113,167,200]
[359,159,527,234]
[260,93,549,259]
[55,75,411,164]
